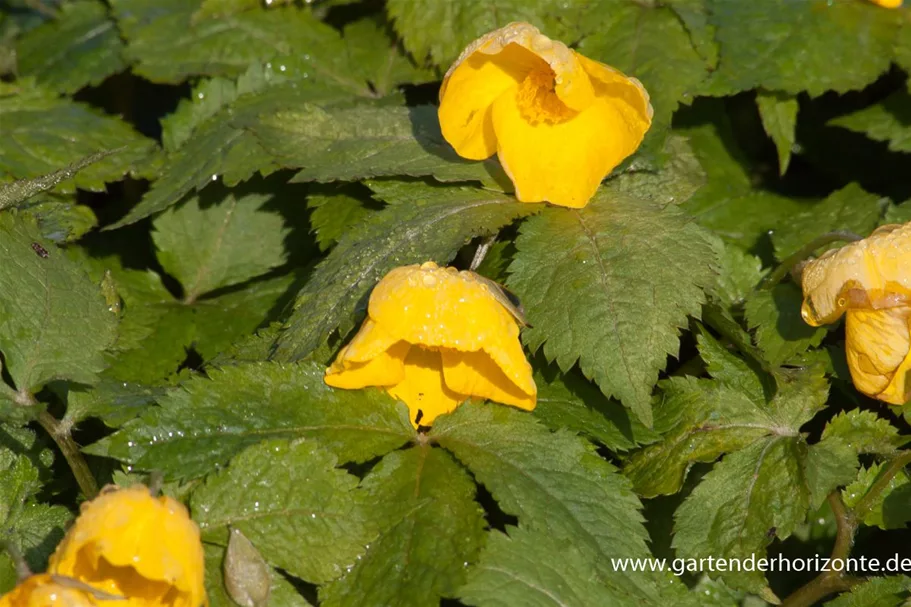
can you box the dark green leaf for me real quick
[829,90,911,154]
[843,461,911,530]
[821,410,906,457]
[756,91,798,175]
[823,576,911,607]
[744,283,828,367]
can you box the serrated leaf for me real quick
[665,0,718,67]
[843,461,911,530]
[0,93,157,193]
[111,0,372,93]
[111,81,351,228]
[804,437,859,510]
[272,182,533,361]
[432,403,666,604]
[341,18,434,97]
[744,283,827,367]
[16,0,125,94]
[458,526,627,607]
[625,335,829,497]
[605,135,706,207]
[823,575,911,607]
[246,104,505,187]
[533,366,659,451]
[578,2,708,132]
[709,239,763,307]
[204,544,312,607]
[152,187,288,301]
[756,91,798,175]
[0,453,71,591]
[830,89,911,154]
[320,446,485,607]
[66,380,167,428]
[84,362,415,480]
[704,0,899,97]
[0,150,116,210]
[822,410,906,457]
[0,213,117,391]
[771,183,886,261]
[507,191,716,426]
[191,439,370,584]
[673,437,811,591]
[307,185,379,252]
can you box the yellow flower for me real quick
[867,0,902,8]
[438,22,653,209]
[325,261,536,426]
[47,484,207,607]
[0,574,98,606]
[800,223,911,405]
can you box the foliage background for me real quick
[0,0,910,605]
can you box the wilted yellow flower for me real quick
[438,22,653,209]
[867,0,902,8]
[48,484,207,607]
[325,262,536,426]
[0,574,98,606]
[800,223,911,405]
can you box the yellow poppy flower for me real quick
[800,223,911,405]
[438,22,653,209]
[47,484,207,607]
[0,574,98,606]
[867,0,902,8]
[325,261,536,427]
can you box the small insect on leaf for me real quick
[468,271,530,327]
[31,242,49,258]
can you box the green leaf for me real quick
[0,150,116,210]
[605,135,707,207]
[307,185,379,252]
[272,182,532,361]
[507,191,717,426]
[152,187,289,301]
[804,437,858,510]
[204,544,312,607]
[823,576,911,607]
[191,439,370,584]
[84,362,415,480]
[665,0,718,67]
[66,380,167,428]
[673,437,811,591]
[111,81,351,228]
[829,90,911,154]
[0,92,157,193]
[246,104,505,187]
[578,2,708,131]
[0,213,117,391]
[533,366,659,451]
[771,183,886,261]
[458,526,628,607]
[19,197,97,244]
[16,0,125,94]
[756,91,798,175]
[111,0,372,93]
[341,18,434,97]
[843,461,911,530]
[320,446,485,607]
[0,453,71,591]
[709,238,763,308]
[625,334,829,497]
[432,403,666,603]
[821,410,906,457]
[744,283,827,367]
[704,0,899,97]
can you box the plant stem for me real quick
[761,231,863,290]
[854,450,911,520]
[780,493,860,607]
[37,410,99,500]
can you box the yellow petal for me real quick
[490,89,646,208]
[0,574,98,607]
[576,53,653,126]
[801,222,911,326]
[441,349,535,410]
[48,484,206,607]
[387,346,466,427]
[845,308,911,405]
[868,0,902,8]
[325,341,409,389]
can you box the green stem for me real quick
[37,410,99,500]
[761,231,863,290]
[780,493,861,607]
[854,450,911,520]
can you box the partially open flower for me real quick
[47,484,207,607]
[325,262,536,426]
[800,223,911,405]
[0,574,98,606]
[867,0,902,8]
[438,22,653,209]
